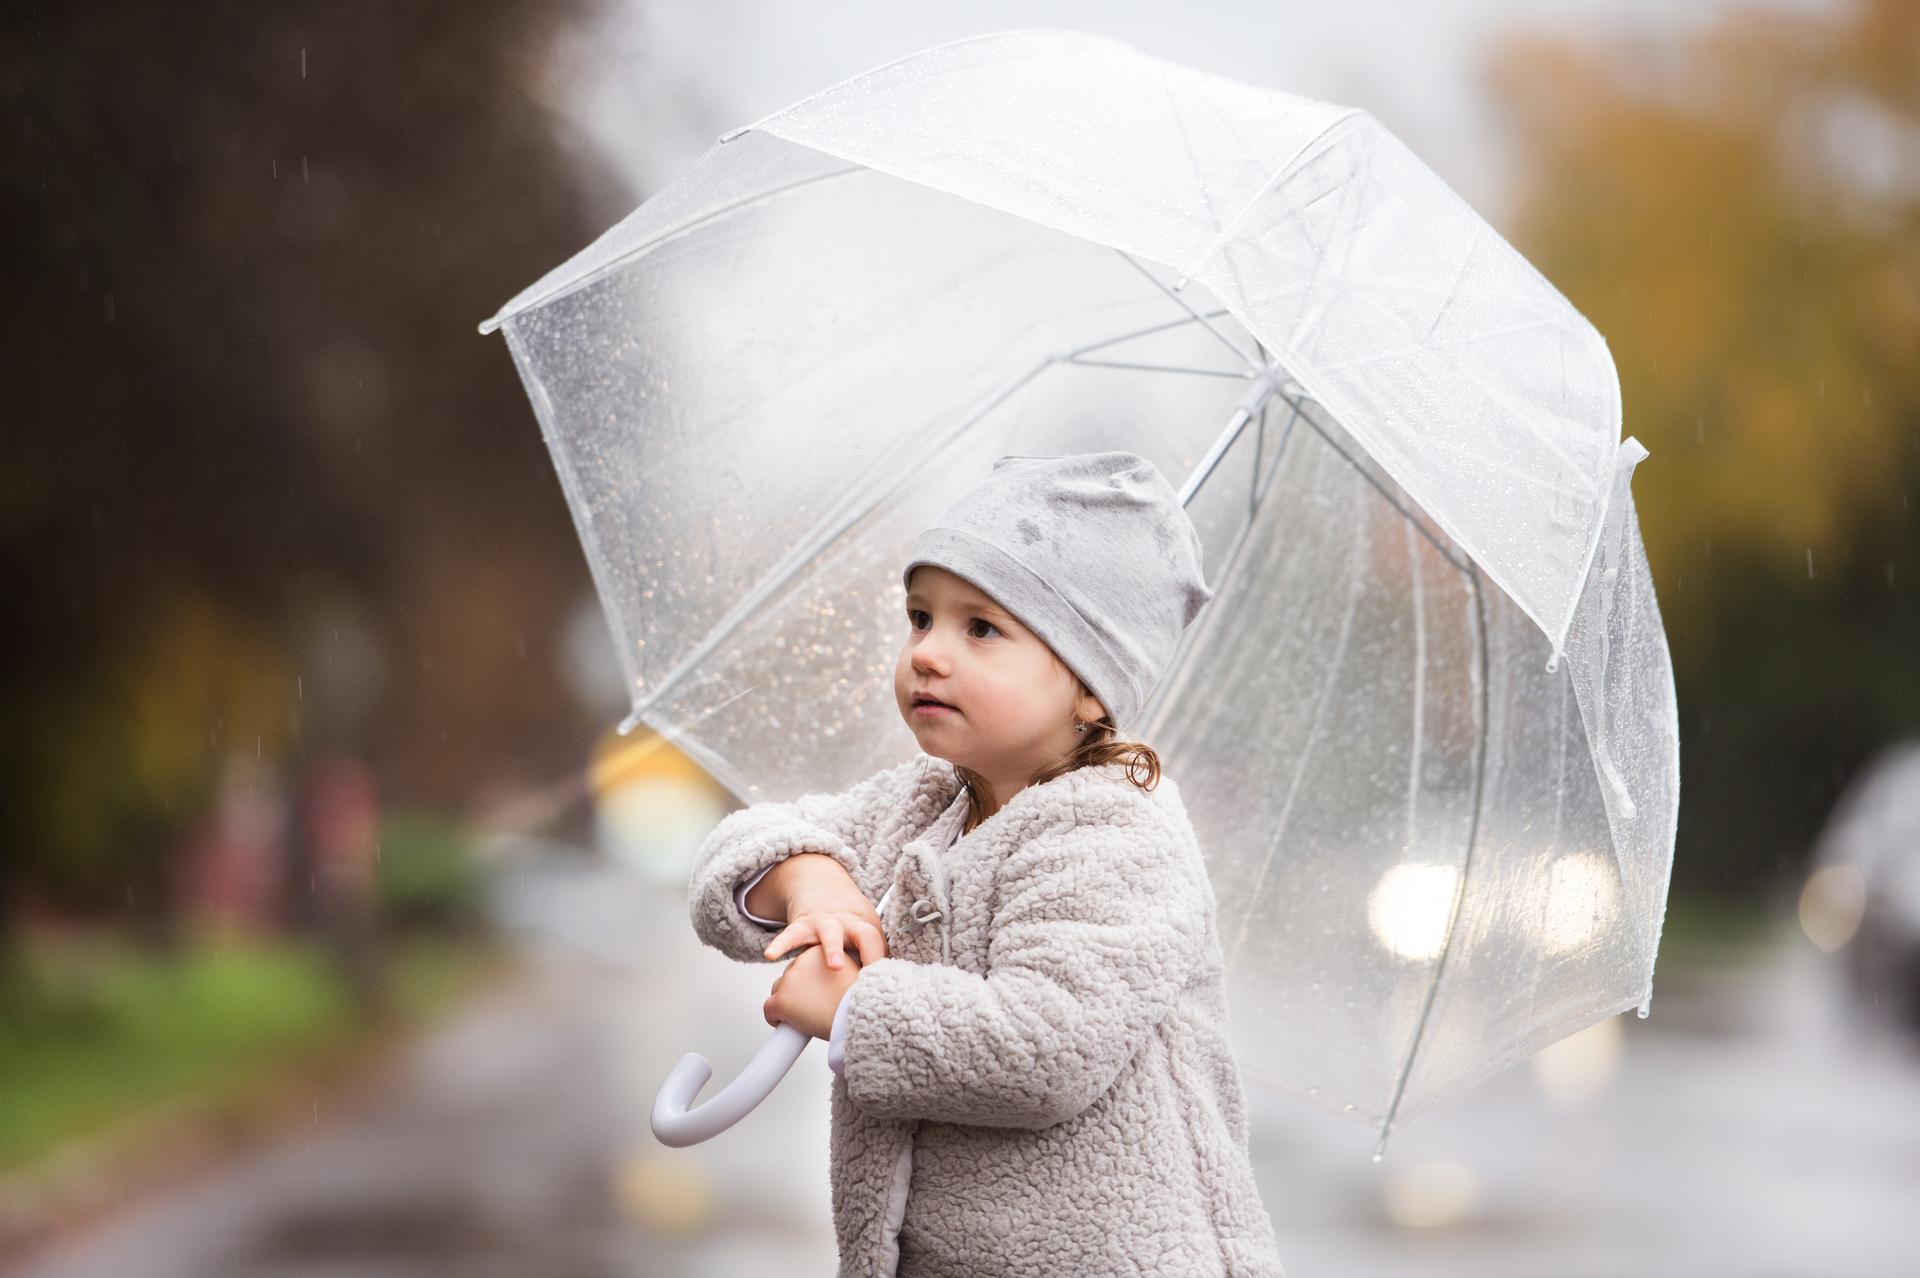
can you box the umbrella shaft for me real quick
[1178,361,1292,509]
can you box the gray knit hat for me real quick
[901,451,1213,731]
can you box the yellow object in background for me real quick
[588,728,730,885]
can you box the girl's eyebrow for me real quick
[905,593,1012,620]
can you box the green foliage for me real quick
[1656,888,1793,969]
[375,811,487,930]
[0,933,500,1175]
[0,938,353,1171]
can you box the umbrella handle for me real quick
[650,1022,812,1147]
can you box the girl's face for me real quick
[895,565,1106,801]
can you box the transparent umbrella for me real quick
[479,29,1679,1157]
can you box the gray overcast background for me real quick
[550,0,1830,227]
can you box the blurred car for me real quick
[1806,739,1920,1032]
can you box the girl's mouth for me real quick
[912,697,958,715]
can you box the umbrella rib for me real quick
[1293,407,1472,577]
[1228,401,1305,568]
[1146,357,1313,715]
[1172,372,1469,585]
[1552,663,1570,855]
[1374,564,1491,1158]
[617,677,766,740]
[1223,475,1371,967]
[1173,109,1366,290]
[1250,396,1270,519]
[1166,83,1254,319]
[1403,516,1430,881]
[1113,250,1262,373]
[1140,393,1303,734]
[1246,374,1308,517]
[1419,221,1485,344]
[1063,357,1253,379]
[1063,306,1238,359]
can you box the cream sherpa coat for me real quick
[687,751,1286,1278]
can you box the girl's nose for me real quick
[912,638,951,675]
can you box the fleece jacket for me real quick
[687,750,1286,1277]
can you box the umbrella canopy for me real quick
[481,29,1679,1153]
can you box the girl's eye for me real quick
[905,609,1000,639]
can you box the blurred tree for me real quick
[1485,0,1919,901]
[0,1,617,938]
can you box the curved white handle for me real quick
[650,1023,812,1147]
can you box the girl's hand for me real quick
[763,863,888,970]
[764,943,864,1040]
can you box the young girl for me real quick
[688,451,1286,1277]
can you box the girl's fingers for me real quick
[763,908,886,965]
[847,918,887,966]
[817,916,847,969]
[764,919,816,961]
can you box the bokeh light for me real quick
[1799,863,1868,953]
[1528,1013,1625,1108]
[1368,864,1460,962]
[1380,1158,1482,1229]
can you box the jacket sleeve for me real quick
[687,754,927,964]
[837,805,1209,1128]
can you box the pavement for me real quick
[10,851,1920,1278]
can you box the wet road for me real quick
[13,854,1920,1277]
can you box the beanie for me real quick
[900,451,1214,731]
